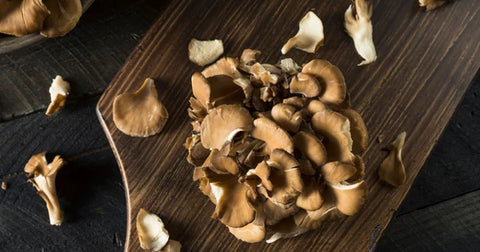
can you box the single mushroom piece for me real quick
[113,78,169,137]
[378,131,407,186]
[191,72,245,110]
[336,108,368,154]
[46,75,70,116]
[136,208,169,251]
[41,0,82,37]
[302,60,347,105]
[293,131,327,168]
[419,0,447,11]
[305,99,327,117]
[24,152,65,225]
[321,162,357,184]
[239,49,261,72]
[202,57,243,79]
[1,182,6,190]
[271,103,303,133]
[0,0,50,36]
[281,11,324,54]
[290,73,322,98]
[344,0,377,66]
[251,117,294,154]
[200,104,253,150]
[188,38,224,66]
[330,180,367,216]
[277,58,301,75]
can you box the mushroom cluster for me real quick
[185,50,368,242]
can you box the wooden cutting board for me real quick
[96,0,480,251]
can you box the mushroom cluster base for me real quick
[185,49,368,243]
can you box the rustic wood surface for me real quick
[95,0,480,251]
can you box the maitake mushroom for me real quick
[185,49,368,243]
[344,0,377,66]
[46,75,70,116]
[136,208,181,252]
[113,78,169,137]
[24,152,65,225]
[378,131,407,186]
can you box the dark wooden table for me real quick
[0,0,479,251]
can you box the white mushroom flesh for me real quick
[281,11,324,54]
[46,75,70,116]
[136,208,170,251]
[188,39,224,66]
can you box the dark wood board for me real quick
[95,0,480,251]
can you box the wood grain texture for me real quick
[96,0,480,251]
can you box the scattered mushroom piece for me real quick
[283,96,308,109]
[113,78,168,137]
[200,104,253,150]
[290,73,322,98]
[160,240,182,252]
[277,58,301,75]
[250,63,279,86]
[0,0,50,36]
[188,38,224,66]
[302,60,347,105]
[293,131,327,168]
[419,0,447,11]
[46,75,70,116]
[336,108,368,154]
[41,0,82,37]
[378,131,407,186]
[271,103,302,133]
[344,0,377,66]
[24,152,65,225]
[191,72,245,110]
[136,208,170,251]
[281,11,324,54]
[1,182,7,190]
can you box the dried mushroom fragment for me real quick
[188,38,224,66]
[296,177,323,211]
[419,0,447,11]
[113,78,168,137]
[202,57,243,79]
[0,0,50,36]
[302,60,347,105]
[345,0,377,66]
[379,131,407,186]
[281,11,324,54]
[250,63,279,86]
[24,152,65,225]
[46,75,70,116]
[251,117,294,154]
[192,72,244,109]
[41,0,82,37]
[1,182,6,190]
[136,208,169,251]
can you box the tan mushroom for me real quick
[419,0,447,11]
[321,162,357,184]
[46,75,70,116]
[378,131,407,186]
[302,60,347,105]
[191,72,245,110]
[296,176,323,211]
[336,108,368,154]
[239,48,261,72]
[298,159,316,175]
[187,97,207,122]
[281,11,324,54]
[228,203,266,243]
[113,78,168,137]
[184,135,210,166]
[311,108,354,163]
[330,180,367,216]
[266,217,308,243]
[136,208,169,251]
[188,38,224,66]
[249,63,279,86]
[251,117,294,154]
[290,73,322,98]
[271,103,303,133]
[293,131,327,168]
[24,152,65,225]
[344,0,377,66]
[201,57,243,79]
[200,104,253,150]
[262,195,299,226]
[305,99,327,117]
[294,194,336,229]
[283,96,308,109]
[0,0,50,36]
[41,0,82,37]
[277,58,301,75]
[348,154,366,183]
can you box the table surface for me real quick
[1,0,479,251]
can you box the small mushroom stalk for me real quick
[344,0,377,66]
[24,152,65,226]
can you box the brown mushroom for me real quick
[191,72,245,110]
[46,75,70,116]
[187,97,207,122]
[296,176,323,211]
[293,131,327,167]
[188,38,224,66]
[283,96,308,109]
[200,104,253,150]
[330,180,367,216]
[24,152,65,225]
[249,63,279,86]
[321,162,357,184]
[249,161,273,191]
[113,78,168,137]
[201,57,243,79]
[251,117,294,154]
[271,103,303,133]
[302,60,347,105]
[294,194,336,229]
[281,11,324,54]
[378,131,407,186]
[41,0,82,37]
[290,73,322,98]
[305,99,327,117]
[0,0,50,36]
[336,108,368,154]
[239,48,261,72]
[228,203,266,243]
[419,0,447,11]
[298,159,316,175]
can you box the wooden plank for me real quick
[96,0,480,251]
[0,0,169,121]
[377,190,480,251]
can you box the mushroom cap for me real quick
[321,161,357,184]
[378,131,407,186]
[46,75,70,116]
[266,149,303,205]
[191,72,245,110]
[160,240,182,252]
[311,108,354,163]
[293,131,327,167]
[187,97,207,121]
[212,156,240,175]
[239,48,261,70]
[188,38,224,66]
[294,195,336,229]
[228,203,266,243]
[305,99,328,117]
[281,11,324,54]
[0,0,50,36]
[200,104,253,150]
[251,117,294,154]
[271,103,303,133]
[113,78,168,137]
[201,57,243,79]
[41,0,82,37]
[337,108,368,154]
[283,96,308,109]
[298,159,316,175]
[296,176,324,211]
[330,180,367,216]
[136,208,169,251]
[290,73,322,98]
[302,60,346,105]
[251,161,273,191]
